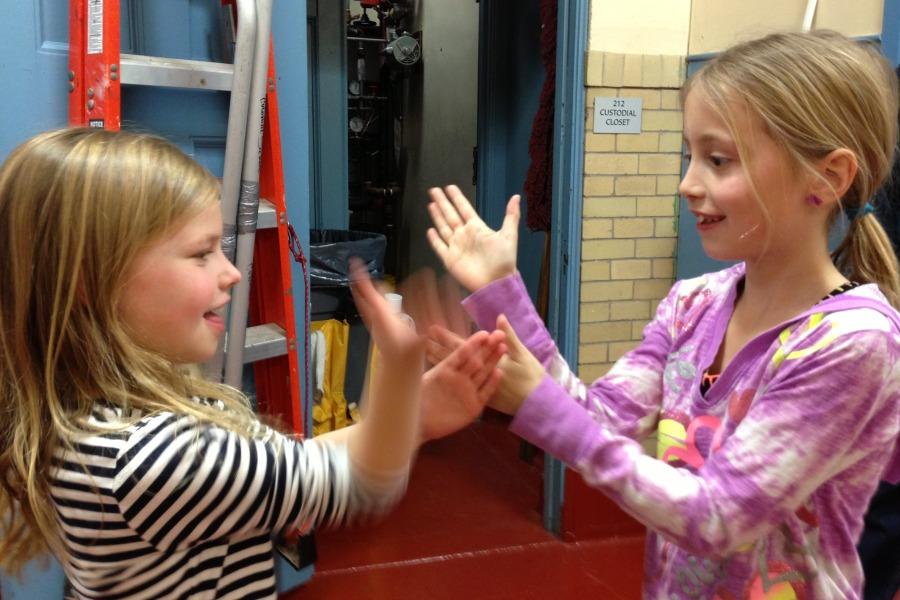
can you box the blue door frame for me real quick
[476,0,587,535]
[0,1,313,596]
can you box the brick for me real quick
[610,300,651,320]
[584,176,615,196]
[581,321,633,343]
[603,52,624,87]
[661,89,681,110]
[661,54,686,87]
[617,132,659,153]
[642,55,663,87]
[583,196,636,218]
[654,217,678,237]
[609,341,638,361]
[632,321,648,339]
[634,278,674,300]
[652,258,675,279]
[585,53,604,86]
[578,344,609,365]
[579,301,610,323]
[635,238,676,258]
[657,175,681,195]
[581,280,634,302]
[581,260,610,281]
[639,154,682,175]
[585,132,616,152]
[579,363,613,381]
[623,54,643,87]
[585,153,639,175]
[619,88,661,109]
[659,132,684,153]
[611,258,652,279]
[614,218,655,238]
[637,196,677,216]
[615,176,656,196]
[583,219,613,239]
[643,110,683,132]
[586,87,620,104]
[582,239,635,260]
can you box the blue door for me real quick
[0,1,312,596]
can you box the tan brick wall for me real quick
[578,51,684,377]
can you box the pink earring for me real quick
[806,195,823,206]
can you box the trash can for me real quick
[309,230,386,413]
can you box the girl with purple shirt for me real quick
[426,31,900,599]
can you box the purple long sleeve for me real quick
[465,265,900,599]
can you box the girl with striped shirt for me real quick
[0,128,504,599]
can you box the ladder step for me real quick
[120,54,234,91]
[257,199,278,229]
[243,323,288,363]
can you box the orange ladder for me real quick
[67,0,306,436]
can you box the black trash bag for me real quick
[309,229,387,288]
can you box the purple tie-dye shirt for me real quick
[463,264,900,600]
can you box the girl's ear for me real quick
[811,148,858,204]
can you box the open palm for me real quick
[426,185,520,292]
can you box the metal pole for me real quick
[224,0,274,388]
[206,0,258,382]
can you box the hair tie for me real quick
[845,202,876,221]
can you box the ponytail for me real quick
[832,208,900,309]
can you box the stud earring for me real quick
[806,195,823,206]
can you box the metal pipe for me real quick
[224,0,274,388]
[802,0,818,32]
[206,0,258,382]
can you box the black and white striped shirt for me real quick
[50,403,391,599]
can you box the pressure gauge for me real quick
[349,80,362,96]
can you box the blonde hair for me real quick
[684,30,900,307]
[0,128,260,572]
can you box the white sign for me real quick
[594,97,642,134]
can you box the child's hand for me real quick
[420,329,506,442]
[426,185,520,292]
[489,315,544,415]
[397,268,473,367]
[424,325,465,366]
[349,259,424,366]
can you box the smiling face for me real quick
[678,89,809,263]
[118,203,241,364]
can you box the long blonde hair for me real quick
[0,128,260,572]
[684,30,900,307]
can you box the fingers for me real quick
[427,201,454,246]
[426,227,450,265]
[425,339,453,366]
[500,195,521,237]
[429,325,466,352]
[477,369,503,405]
[429,186,464,232]
[496,314,525,358]
[444,184,479,223]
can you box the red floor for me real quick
[283,412,645,599]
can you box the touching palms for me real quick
[426,185,521,292]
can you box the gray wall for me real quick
[398,0,480,276]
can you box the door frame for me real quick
[477,0,587,535]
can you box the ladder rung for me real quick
[257,199,278,229]
[243,323,288,363]
[120,54,234,91]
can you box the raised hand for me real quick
[426,185,520,292]
[420,329,506,442]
